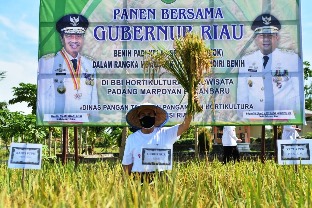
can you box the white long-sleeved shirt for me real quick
[222,126,239,146]
[282,125,300,140]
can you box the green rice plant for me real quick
[1,160,312,207]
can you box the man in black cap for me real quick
[237,13,302,121]
[122,102,192,183]
[37,14,98,124]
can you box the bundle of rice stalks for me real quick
[143,32,214,115]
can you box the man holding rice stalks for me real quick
[122,32,213,182]
[122,103,192,182]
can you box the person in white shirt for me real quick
[122,102,192,183]
[237,13,302,120]
[282,125,301,140]
[221,126,242,164]
[37,14,98,124]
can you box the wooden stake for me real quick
[62,127,68,165]
[74,127,79,169]
[261,126,266,163]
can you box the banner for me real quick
[37,0,304,126]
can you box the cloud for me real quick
[0,15,38,43]
[0,60,36,113]
[0,30,8,40]
[0,60,37,96]
[0,15,11,28]
[0,3,39,114]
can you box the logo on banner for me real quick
[161,0,176,4]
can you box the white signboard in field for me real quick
[277,140,312,165]
[8,143,42,169]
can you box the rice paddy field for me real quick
[0,159,311,208]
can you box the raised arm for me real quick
[177,114,193,137]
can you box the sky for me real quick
[0,0,312,115]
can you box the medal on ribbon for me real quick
[60,48,82,99]
[74,91,82,99]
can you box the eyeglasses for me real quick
[64,34,84,39]
[256,34,278,38]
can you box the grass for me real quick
[0,159,311,207]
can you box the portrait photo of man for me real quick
[236,13,303,120]
[37,14,98,123]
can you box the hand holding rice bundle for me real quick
[143,32,214,115]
